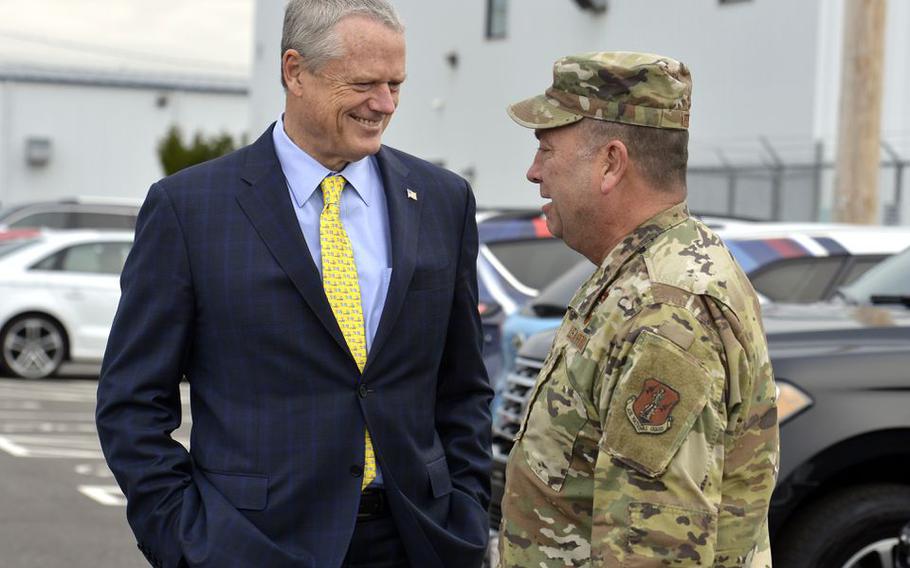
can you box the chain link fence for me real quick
[686,138,910,224]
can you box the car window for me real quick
[71,212,137,230]
[8,211,69,229]
[0,205,29,224]
[840,247,910,302]
[485,239,584,291]
[32,242,132,275]
[525,259,596,315]
[839,256,886,288]
[750,257,845,303]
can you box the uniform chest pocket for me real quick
[517,349,589,492]
[602,330,711,478]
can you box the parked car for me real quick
[474,210,756,379]
[475,209,584,379]
[495,224,910,392]
[0,196,141,233]
[0,210,572,381]
[489,244,910,568]
[0,231,133,379]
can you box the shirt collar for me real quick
[569,201,691,318]
[272,114,378,208]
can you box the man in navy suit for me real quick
[96,1,492,566]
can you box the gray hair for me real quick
[281,0,404,86]
[578,118,689,192]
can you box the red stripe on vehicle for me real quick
[532,216,551,238]
[765,238,808,258]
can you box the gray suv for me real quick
[0,197,140,232]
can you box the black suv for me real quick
[490,246,910,568]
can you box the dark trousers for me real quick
[341,512,409,568]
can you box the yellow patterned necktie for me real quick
[320,174,376,490]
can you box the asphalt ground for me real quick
[0,366,190,568]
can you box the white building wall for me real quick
[251,0,909,210]
[0,79,248,208]
[250,0,288,135]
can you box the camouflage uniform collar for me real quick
[569,202,690,320]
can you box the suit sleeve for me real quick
[96,183,195,568]
[435,181,494,522]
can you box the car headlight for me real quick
[775,380,813,425]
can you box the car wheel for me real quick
[0,315,67,379]
[774,483,910,568]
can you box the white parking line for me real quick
[0,436,29,457]
[0,436,104,459]
[0,386,98,403]
[0,379,192,508]
[0,411,96,421]
[0,401,41,410]
[0,422,98,434]
[8,435,101,449]
[78,485,126,506]
[75,463,115,478]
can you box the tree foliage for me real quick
[157,126,242,176]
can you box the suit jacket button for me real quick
[350,465,363,477]
[358,384,369,399]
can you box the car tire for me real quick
[0,314,67,380]
[774,483,910,568]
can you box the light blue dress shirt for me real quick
[273,117,392,485]
[272,116,393,352]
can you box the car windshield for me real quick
[838,246,910,305]
[486,238,585,291]
[0,204,28,225]
[0,238,39,259]
[524,259,595,316]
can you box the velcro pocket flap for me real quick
[602,330,710,477]
[519,349,589,492]
[627,502,717,565]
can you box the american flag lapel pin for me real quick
[407,188,418,201]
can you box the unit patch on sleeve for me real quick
[625,379,680,434]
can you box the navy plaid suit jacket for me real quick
[96,125,493,568]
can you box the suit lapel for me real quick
[366,146,421,370]
[235,126,350,356]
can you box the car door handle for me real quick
[63,290,84,301]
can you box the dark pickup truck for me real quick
[489,248,910,568]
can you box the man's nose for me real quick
[369,85,397,114]
[526,162,542,184]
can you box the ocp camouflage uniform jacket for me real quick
[499,202,779,567]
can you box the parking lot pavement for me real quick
[0,376,190,567]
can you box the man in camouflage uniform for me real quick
[498,52,779,567]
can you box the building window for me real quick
[486,0,508,40]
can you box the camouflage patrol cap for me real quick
[507,51,692,130]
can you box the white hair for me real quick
[281,0,404,86]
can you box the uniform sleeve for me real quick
[590,303,730,566]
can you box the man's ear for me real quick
[282,50,305,96]
[600,139,629,195]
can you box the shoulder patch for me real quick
[626,379,680,434]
